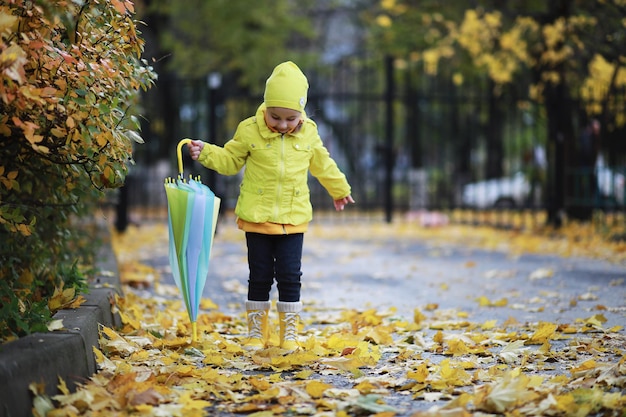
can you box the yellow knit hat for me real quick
[264,61,308,112]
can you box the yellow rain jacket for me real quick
[197,104,351,234]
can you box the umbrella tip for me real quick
[192,322,198,343]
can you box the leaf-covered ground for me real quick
[34,217,625,417]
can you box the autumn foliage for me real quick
[366,1,626,122]
[0,0,155,340]
[32,222,626,416]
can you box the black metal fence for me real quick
[118,57,626,232]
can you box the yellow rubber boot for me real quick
[277,301,302,350]
[244,300,271,349]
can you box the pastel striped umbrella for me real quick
[164,139,220,343]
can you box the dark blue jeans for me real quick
[246,232,303,302]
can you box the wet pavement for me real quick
[140,217,626,416]
[151,218,626,329]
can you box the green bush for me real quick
[0,0,156,341]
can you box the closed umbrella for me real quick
[164,138,220,343]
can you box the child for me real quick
[188,61,354,350]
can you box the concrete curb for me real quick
[0,225,121,417]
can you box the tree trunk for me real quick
[544,77,577,226]
[485,80,504,179]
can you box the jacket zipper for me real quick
[274,134,285,224]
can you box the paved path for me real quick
[152,220,626,329]
[140,219,626,416]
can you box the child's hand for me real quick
[188,140,205,160]
[334,195,355,211]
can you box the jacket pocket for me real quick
[288,186,312,225]
[236,182,271,223]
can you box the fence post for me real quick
[384,55,395,223]
[207,73,221,192]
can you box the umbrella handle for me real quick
[177,139,192,176]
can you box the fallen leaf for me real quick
[47,319,64,331]
[499,340,528,364]
[529,268,553,280]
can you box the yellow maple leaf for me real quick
[475,369,539,413]
[321,345,375,377]
[52,385,95,411]
[57,377,70,396]
[294,369,313,380]
[430,359,473,390]
[527,375,545,388]
[200,298,218,310]
[178,391,212,411]
[476,295,491,306]
[92,347,116,372]
[247,386,281,402]
[476,295,508,307]
[528,322,557,344]
[364,325,394,345]
[407,362,429,383]
[446,338,470,356]
[570,359,598,378]
[118,308,142,330]
[558,323,578,334]
[481,319,497,330]
[580,313,607,331]
[268,373,283,383]
[99,325,140,356]
[499,340,528,364]
[354,380,377,395]
[553,392,576,413]
[249,377,272,392]
[414,308,427,324]
[232,403,268,414]
[47,285,76,312]
[66,295,86,309]
[355,341,382,365]
[306,380,332,398]
[493,298,508,307]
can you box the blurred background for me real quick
[115,0,626,231]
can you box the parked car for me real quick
[462,171,530,209]
[597,165,625,205]
[462,167,625,209]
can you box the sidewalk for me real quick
[0,225,121,417]
[145,219,626,415]
[1,218,625,416]
[191,219,626,329]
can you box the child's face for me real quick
[264,107,302,134]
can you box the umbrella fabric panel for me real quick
[181,179,220,322]
[164,176,221,330]
[165,182,194,314]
